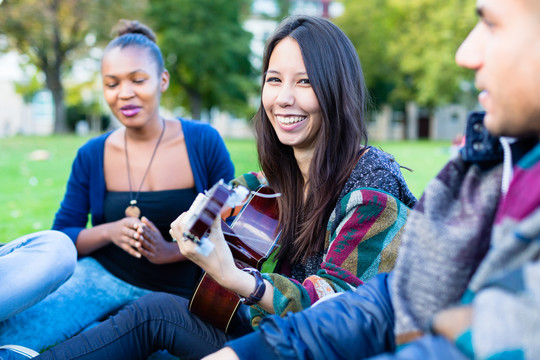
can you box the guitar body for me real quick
[187,185,280,333]
[189,273,243,332]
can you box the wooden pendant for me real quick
[125,205,141,218]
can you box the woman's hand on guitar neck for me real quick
[170,213,276,313]
[171,213,239,286]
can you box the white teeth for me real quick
[276,115,305,124]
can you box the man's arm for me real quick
[431,306,472,341]
[220,273,396,360]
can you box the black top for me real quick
[93,188,201,298]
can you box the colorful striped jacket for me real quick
[233,147,416,327]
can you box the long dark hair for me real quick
[255,15,369,264]
[104,19,165,75]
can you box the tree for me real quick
[334,0,401,107]
[335,0,477,109]
[0,0,146,133]
[388,0,477,106]
[275,0,292,21]
[146,0,256,120]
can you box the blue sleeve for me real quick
[202,123,235,187]
[183,119,235,193]
[51,145,93,243]
[227,273,396,360]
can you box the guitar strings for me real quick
[220,231,272,245]
[219,189,281,244]
[250,190,281,199]
[230,189,282,209]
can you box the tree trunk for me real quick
[189,91,202,121]
[49,6,68,134]
[43,59,68,133]
[51,86,67,133]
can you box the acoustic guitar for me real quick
[181,180,280,332]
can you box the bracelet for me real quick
[240,268,266,305]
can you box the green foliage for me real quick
[0,0,146,68]
[336,0,477,109]
[0,0,146,132]
[275,0,292,21]
[335,0,400,107]
[146,0,257,120]
[66,105,110,132]
[14,73,43,103]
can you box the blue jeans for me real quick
[0,257,151,352]
[36,292,253,360]
[0,230,76,322]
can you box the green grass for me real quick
[0,135,93,242]
[372,140,451,198]
[0,135,451,242]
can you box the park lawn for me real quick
[0,135,451,241]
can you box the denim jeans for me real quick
[36,292,253,360]
[0,230,76,322]
[0,256,151,352]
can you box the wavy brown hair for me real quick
[255,16,369,264]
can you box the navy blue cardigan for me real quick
[52,118,235,243]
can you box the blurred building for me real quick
[0,52,54,137]
[0,52,26,137]
[367,103,469,141]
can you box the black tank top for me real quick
[93,188,201,298]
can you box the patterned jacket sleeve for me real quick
[453,144,540,360]
[459,216,540,359]
[250,188,410,327]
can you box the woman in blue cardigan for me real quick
[0,20,234,352]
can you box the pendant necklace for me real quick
[124,119,166,218]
